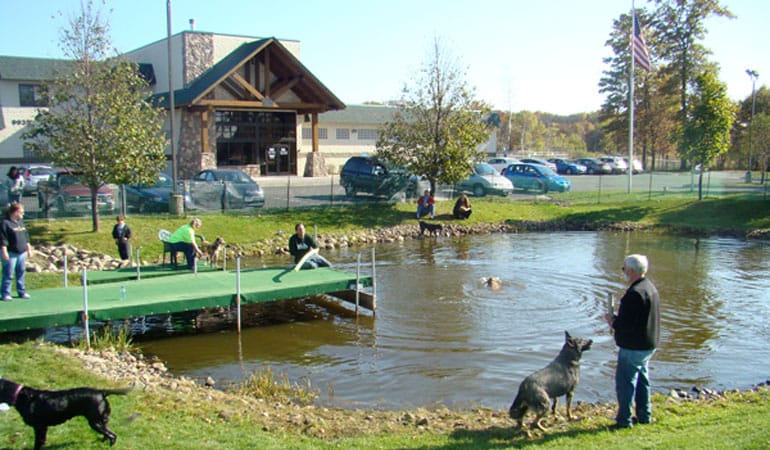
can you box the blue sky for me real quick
[1,0,767,115]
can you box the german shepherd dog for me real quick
[0,378,130,449]
[419,221,443,236]
[508,332,593,432]
[201,236,225,267]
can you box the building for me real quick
[0,31,497,180]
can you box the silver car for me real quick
[455,163,514,197]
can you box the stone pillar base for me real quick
[169,194,185,216]
[303,152,328,177]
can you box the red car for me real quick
[37,169,115,213]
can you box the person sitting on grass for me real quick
[417,189,435,219]
[453,194,472,219]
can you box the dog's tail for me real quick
[101,387,132,397]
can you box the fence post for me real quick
[286,176,291,210]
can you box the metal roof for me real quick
[0,56,72,81]
[154,38,344,113]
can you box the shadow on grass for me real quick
[438,423,614,449]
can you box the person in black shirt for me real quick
[604,254,661,428]
[111,215,132,261]
[288,223,330,270]
[0,203,33,300]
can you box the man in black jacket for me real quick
[605,254,661,428]
[288,223,330,270]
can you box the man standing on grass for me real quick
[605,254,661,428]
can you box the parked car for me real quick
[339,156,413,199]
[625,158,644,174]
[574,158,612,175]
[598,156,629,174]
[520,158,557,171]
[502,163,571,193]
[548,158,587,175]
[188,169,265,209]
[487,157,520,173]
[37,169,115,213]
[455,162,514,197]
[124,173,177,213]
[23,165,55,195]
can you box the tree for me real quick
[23,0,167,232]
[653,0,733,168]
[741,113,770,183]
[681,70,734,199]
[375,38,491,194]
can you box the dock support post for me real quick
[371,247,377,314]
[81,268,90,349]
[236,257,242,334]
[63,247,68,288]
[135,248,141,280]
[355,253,361,315]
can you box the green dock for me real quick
[0,266,373,333]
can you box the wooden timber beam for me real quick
[230,72,265,101]
[197,99,326,109]
[270,75,302,100]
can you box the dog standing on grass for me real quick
[0,378,130,449]
[508,331,593,432]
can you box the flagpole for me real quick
[628,2,635,194]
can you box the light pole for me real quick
[746,69,759,183]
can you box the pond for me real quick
[138,231,770,410]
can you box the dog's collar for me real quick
[10,384,22,406]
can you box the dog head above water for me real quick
[482,277,502,290]
[562,331,593,358]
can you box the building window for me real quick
[336,128,350,140]
[19,84,47,107]
[358,128,378,140]
[302,128,311,139]
[318,128,328,139]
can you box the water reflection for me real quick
[139,232,770,410]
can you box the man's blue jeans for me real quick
[417,204,434,218]
[2,251,27,298]
[615,347,656,427]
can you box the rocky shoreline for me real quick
[56,344,769,440]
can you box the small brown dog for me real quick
[201,236,225,267]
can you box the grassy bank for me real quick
[27,193,770,261]
[1,341,769,449]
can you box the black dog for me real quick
[0,378,130,449]
[419,220,443,236]
[508,331,593,432]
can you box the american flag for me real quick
[632,13,652,72]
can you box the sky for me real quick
[1,0,768,115]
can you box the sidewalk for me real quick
[256,174,337,187]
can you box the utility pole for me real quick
[746,69,759,183]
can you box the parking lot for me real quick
[16,170,754,218]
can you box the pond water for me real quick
[138,232,770,410]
